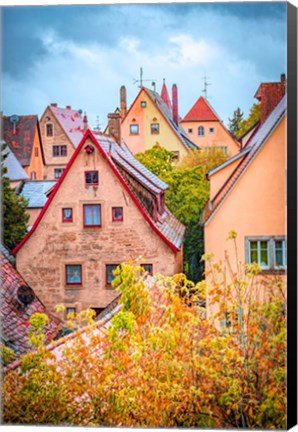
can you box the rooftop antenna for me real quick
[202,74,211,100]
[94,115,102,131]
[133,67,157,88]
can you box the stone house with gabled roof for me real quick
[120,82,199,160]
[202,92,287,325]
[13,130,185,317]
[3,114,45,180]
[40,103,88,180]
[180,96,240,157]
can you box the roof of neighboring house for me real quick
[48,105,86,147]
[2,147,29,181]
[181,96,220,122]
[13,131,185,255]
[19,180,57,208]
[202,94,287,225]
[3,115,44,167]
[1,248,62,360]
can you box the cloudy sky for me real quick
[2,1,288,130]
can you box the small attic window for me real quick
[141,101,147,108]
[46,123,53,137]
[85,171,99,186]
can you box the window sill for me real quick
[259,269,286,275]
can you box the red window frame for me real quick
[65,265,82,286]
[106,264,119,285]
[62,208,73,223]
[85,171,99,186]
[112,206,123,222]
[83,204,101,227]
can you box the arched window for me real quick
[30,171,36,180]
[198,126,205,136]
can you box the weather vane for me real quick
[133,67,157,89]
[202,74,212,100]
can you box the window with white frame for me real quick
[198,126,205,136]
[246,237,286,270]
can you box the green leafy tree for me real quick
[235,103,261,138]
[137,146,227,282]
[135,143,173,178]
[1,143,29,250]
[228,107,244,136]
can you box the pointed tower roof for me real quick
[160,79,172,110]
[182,96,220,122]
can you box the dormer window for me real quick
[198,126,205,136]
[46,123,53,137]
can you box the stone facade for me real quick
[14,134,184,316]
[39,104,84,180]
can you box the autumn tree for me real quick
[3,257,286,429]
[1,143,29,250]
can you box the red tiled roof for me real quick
[160,82,172,110]
[3,115,39,167]
[182,96,220,122]
[49,105,85,147]
[202,94,287,225]
[0,249,62,360]
[13,131,185,255]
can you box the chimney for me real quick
[83,112,88,132]
[51,103,57,107]
[172,84,178,125]
[108,112,121,145]
[255,74,287,123]
[120,85,127,120]
[66,105,71,110]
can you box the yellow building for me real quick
[120,82,199,160]
[180,96,240,157]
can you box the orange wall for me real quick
[181,120,239,157]
[204,116,286,323]
[24,128,45,180]
[209,155,246,200]
[121,90,188,159]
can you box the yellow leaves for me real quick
[227,230,237,240]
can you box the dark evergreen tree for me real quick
[1,143,29,250]
[228,107,244,136]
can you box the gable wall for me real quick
[204,116,286,326]
[26,127,45,180]
[40,107,76,180]
[121,91,188,158]
[180,120,239,157]
[15,137,182,314]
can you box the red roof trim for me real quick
[13,130,179,254]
